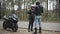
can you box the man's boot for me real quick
[34,28,37,34]
[39,27,42,33]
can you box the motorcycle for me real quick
[3,15,18,32]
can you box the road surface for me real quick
[0,20,60,34]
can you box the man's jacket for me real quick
[35,5,43,16]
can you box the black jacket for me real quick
[35,5,43,16]
[27,10,35,19]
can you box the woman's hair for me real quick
[30,5,35,11]
[31,4,36,8]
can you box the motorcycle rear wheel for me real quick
[3,21,7,30]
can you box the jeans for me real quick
[34,16,41,28]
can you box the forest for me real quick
[0,0,60,22]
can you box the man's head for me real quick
[36,1,40,5]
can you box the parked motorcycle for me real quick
[3,15,18,32]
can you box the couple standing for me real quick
[27,1,43,34]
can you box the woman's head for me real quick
[30,5,36,11]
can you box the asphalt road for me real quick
[0,20,60,34]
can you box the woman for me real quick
[27,5,35,32]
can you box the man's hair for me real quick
[36,1,40,5]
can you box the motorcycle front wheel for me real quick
[12,24,18,32]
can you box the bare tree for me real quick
[55,0,60,18]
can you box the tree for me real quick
[0,2,1,19]
[55,0,60,18]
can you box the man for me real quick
[34,1,43,34]
[27,5,35,32]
